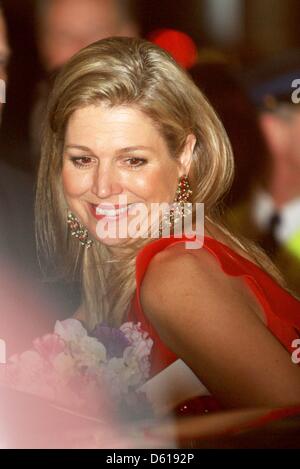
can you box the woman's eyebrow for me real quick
[117,146,153,153]
[64,144,93,152]
[65,144,154,154]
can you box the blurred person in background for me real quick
[244,53,300,296]
[35,0,139,72]
[30,0,139,167]
[0,4,80,347]
[0,4,55,354]
[189,60,270,211]
[0,4,37,271]
[191,57,300,297]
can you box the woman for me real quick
[36,37,300,416]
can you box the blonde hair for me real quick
[36,37,286,330]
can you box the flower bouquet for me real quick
[0,319,154,422]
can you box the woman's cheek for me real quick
[62,167,92,197]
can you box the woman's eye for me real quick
[125,157,146,168]
[70,156,94,168]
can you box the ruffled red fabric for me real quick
[128,235,300,417]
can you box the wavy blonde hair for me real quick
[36,37,285,330]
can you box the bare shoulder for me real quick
[140,241,260,332]
[143,241,221,283]
[140,242,300,409]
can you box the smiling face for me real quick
[62,104,193,246]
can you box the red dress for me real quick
[128,235,300,417]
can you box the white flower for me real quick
[54,319,87,343]
[120,322,153,354]
[120,322,153,381]
[101,345,149,401]
[52,352,76,380]
[55,319,107,369]
[102,357,129,400]
[70,336,107,368]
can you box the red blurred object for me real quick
[148,29,198,69]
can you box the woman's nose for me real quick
[91,166,123,199]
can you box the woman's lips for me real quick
[89,203,134,221]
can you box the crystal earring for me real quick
[160,175,193,235]
[67,212,93,248]
[174,174,193,204]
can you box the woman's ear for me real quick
[178,134,196,176]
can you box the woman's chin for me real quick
[96,236,128,247]
[93,229,133,247]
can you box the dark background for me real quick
[1,0,300,173]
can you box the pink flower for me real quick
[33,334,66,362]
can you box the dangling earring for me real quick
[175,174,193,204]
[67,212,93,248]
[160,175,193,235]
